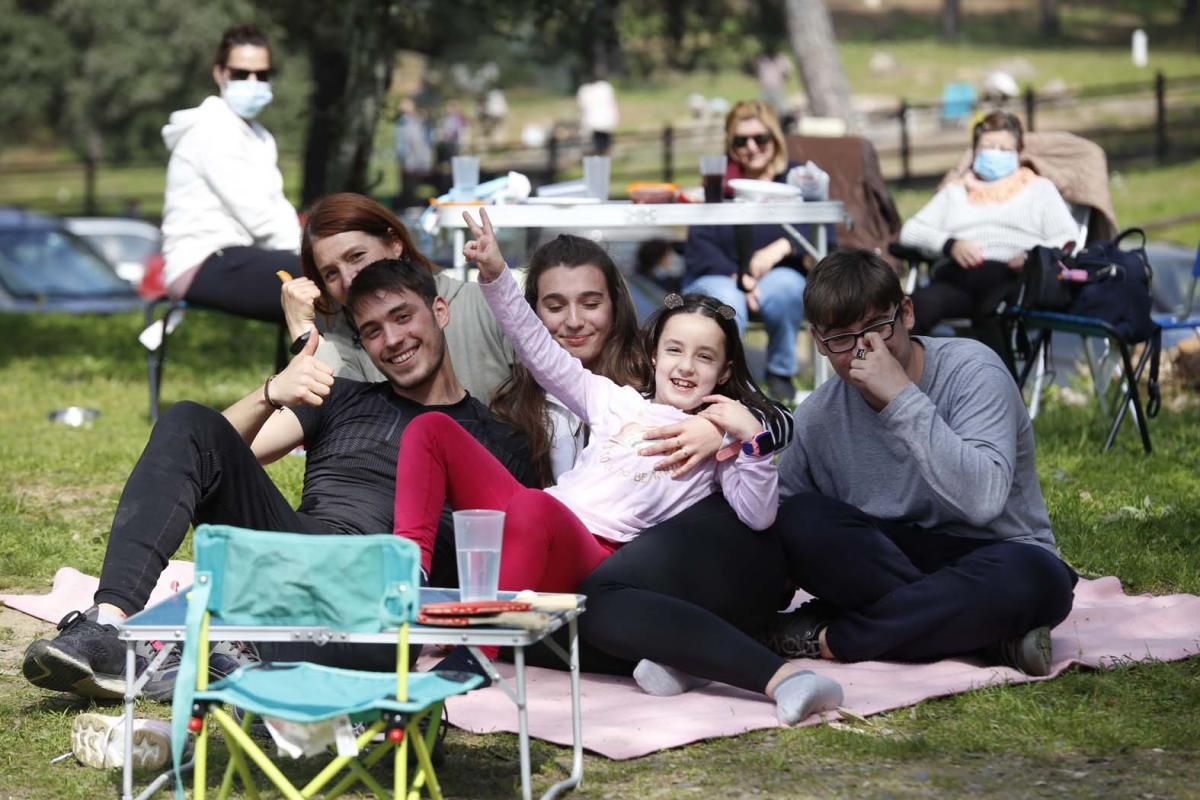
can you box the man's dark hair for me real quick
[213,24,271,68]
[345,258,439,320]
[803,249,904,331]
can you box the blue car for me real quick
[0,208,139,313]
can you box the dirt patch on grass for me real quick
[0,605,53,673]
[10,480,121,524]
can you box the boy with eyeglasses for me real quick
[764,248,1077,676]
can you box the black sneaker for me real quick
[983,626,1053,676]
[766,373,797,405]
[760,599,838,659]
[22,609,131,700]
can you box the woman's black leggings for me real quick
[911,259,1018,334]
[575,494,792,693]
[184,246,299,324]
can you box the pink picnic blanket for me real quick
[5,568,1198,759]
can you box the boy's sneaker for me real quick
[71,712,172,771]
[23,609,130,700]
[983,626,1054,676]
[759,599,838,660]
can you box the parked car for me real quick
[0,208,139,313]
[64,216,162,286]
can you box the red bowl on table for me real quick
[627,182,678,204]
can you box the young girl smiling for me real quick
[391,208,778,594]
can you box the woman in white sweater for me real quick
[900,110,1078,343]
[159,24,299,324]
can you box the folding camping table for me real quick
[118,588,586,800]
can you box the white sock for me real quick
[632,659,712,697]
[773,670,844,725]
[94,607,125,627]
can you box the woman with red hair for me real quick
[282,192,513,402]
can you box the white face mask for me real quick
[222,79,273,119]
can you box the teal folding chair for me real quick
[170,525,482,800]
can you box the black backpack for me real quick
[1068,227,1156,344]
[1019,228,1156,342]
[1014,227,1161,417]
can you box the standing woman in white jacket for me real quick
[159,24,300,323]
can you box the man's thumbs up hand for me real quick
[269,327,335,408]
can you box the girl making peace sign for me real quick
[392,208,778,594]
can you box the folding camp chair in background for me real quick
[138,255,289,423]
[1005,229,1163,454]
[170,525,481,800]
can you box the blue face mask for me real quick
[223,79,273,119]
[972,148,1019,182]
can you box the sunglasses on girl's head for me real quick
[227,67,273,82]
[731,133,772,149]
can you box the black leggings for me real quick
[96,402,333,616]
[95,401,409,670]
[574,489,1076,691]
[575,494,792,693]
[911,259,1018,334]
[185,246,299,324]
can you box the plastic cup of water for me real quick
[582,156,611,200]
[453,509,504,601]
[451,156,480,195]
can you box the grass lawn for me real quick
[1,304,1199,798]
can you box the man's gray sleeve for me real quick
[877,362,1019,527]
[778,417,816,500]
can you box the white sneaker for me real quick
[71,712,172,771]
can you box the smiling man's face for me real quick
[351,287,449,393]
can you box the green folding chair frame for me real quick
[170,524,482,800]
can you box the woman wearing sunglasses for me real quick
[682,100,817,403]
[159,24,300,324]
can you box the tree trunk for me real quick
[586,0,622,78]
[783,0,853,125]
[300,1,398,206]
[1039,0,1059,37]
[942,0,960,39]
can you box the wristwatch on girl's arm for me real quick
[741,428,776,458]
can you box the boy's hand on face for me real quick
[848,331,910,410]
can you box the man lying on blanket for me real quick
[22,259,534,701]
[763,248,1078,675]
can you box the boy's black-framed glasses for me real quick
[818,306,900,353]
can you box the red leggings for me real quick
[394,412,619,593]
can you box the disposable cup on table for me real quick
[582,156,611,201]
[699,155,727,203]
[451,156,481,195]
[453,509,504,601]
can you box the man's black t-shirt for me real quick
[290,379,534,535]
